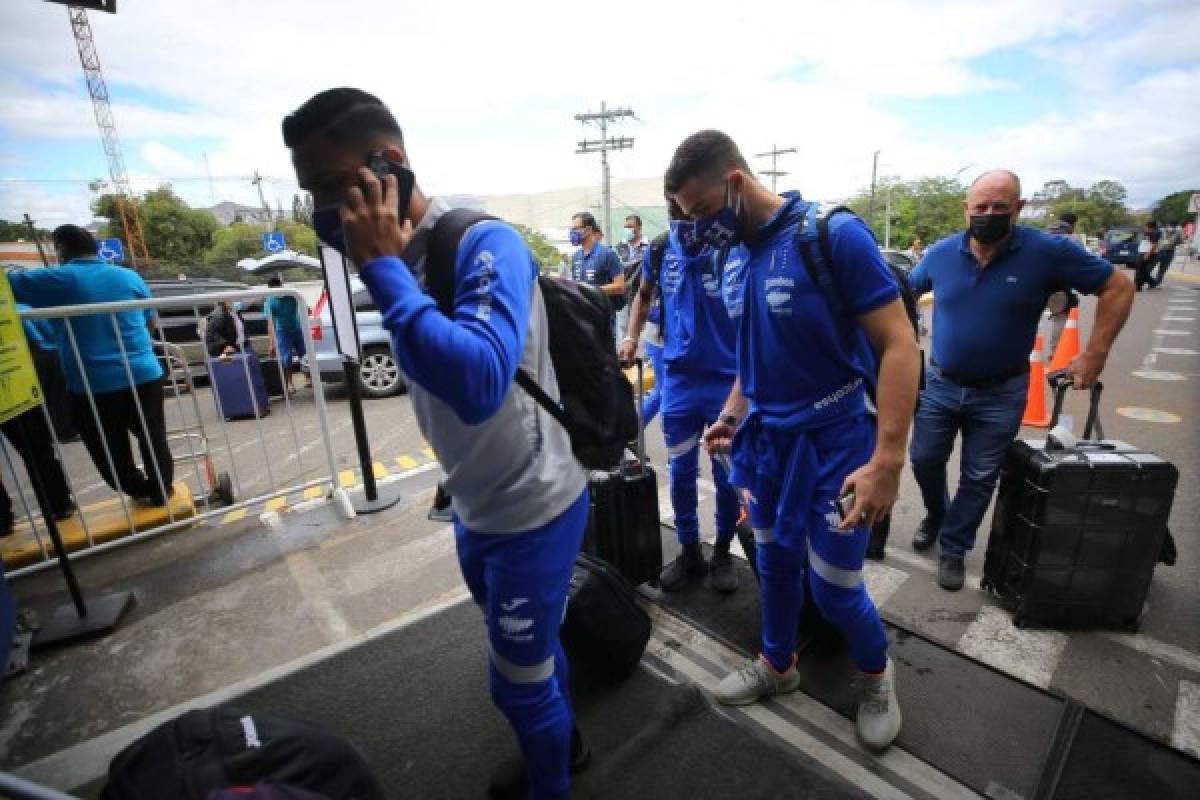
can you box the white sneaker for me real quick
[715,655,801,706]
[854,657,902,751]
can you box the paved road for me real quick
[3,274,1197,773]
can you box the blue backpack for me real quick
[793,203,923,402]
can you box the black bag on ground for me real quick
[561,553,652,684]
[413,209,638,470]
[100,704,384,800]
[261,356,287,398]
[582,359,662,587]
[982,377,1179,631]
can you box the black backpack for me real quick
[101,705,384,800]
[794,204,924,400]
[646,233,669,343]
[414,209,638,470]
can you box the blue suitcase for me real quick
[208,352,270,421]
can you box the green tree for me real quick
[291,193,314,225]
[203,219,318,281]
[0,218,52,240]
[1150,190,1200,225]
[92,185,218,269]
[1029,179,1132,235]
[513,223,563,271]
[846,175,966,248]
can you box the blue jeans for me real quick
[455,489,589,800]
[909,368,1028,558]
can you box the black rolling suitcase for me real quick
[561,553,652,684]
[261,356,287,398]
[583,359,663,587]
[982,377,1178,630]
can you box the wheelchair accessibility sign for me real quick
[97,238,124,263]
[263,232,286,253]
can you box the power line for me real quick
[574,102,635,242]
[754,145,797,193]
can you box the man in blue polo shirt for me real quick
[568,212,625,342]
[908,170,1133,591]
[674,130,920,752]
[619,199,742,594]
[10,225,174,507]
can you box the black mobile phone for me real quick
[365,152,415,221]
[835,491,856,523]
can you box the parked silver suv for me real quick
[237,252,405,399]
[307,275,405,398]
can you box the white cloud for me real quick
[0,0,1195,221]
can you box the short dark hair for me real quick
[572,211,600,233]
[624,214,642,228]
[1058,211,1078,227]
[1146,220,1158,229]
[282,88,403,150]
[51,225,98,261]
[267,273,283,288]
[664,130,750,195]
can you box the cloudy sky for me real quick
[1,0,1197,227]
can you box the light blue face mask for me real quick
[621,227,636,243]
[231,301,244,313]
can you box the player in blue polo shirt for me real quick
[619,200,742,594]
[907,170,1133,591]
[671,130,920,752]
[567,211,625,346]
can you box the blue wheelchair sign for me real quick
[263,232,286,253]
[97,238,124,263]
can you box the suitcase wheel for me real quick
[1123,617,1140,634]
[1012,614,1029,629]
[979,577,992,593]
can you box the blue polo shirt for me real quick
[724,193,899,430]
[643,232,737,412]
[570,242,623,307]
[910,226,1113,384]
[8,258,162,394]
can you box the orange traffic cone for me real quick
[1048,308,1081,372]
[1023,335,1051,427]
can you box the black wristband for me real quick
[721,414,739,428]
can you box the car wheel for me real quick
[359,346,405,398]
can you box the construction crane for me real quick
[46,1,150,268]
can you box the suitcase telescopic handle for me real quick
[632,357,647,477]
[1047,369,1105,441]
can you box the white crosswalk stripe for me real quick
[1173,680,1200,759]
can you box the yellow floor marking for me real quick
[339,470,356,488]
[263,497,287,513]
[395,455,419,470]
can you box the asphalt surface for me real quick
[2,270,1198,779]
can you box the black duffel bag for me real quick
[101,705,384,800]
[561,553,651,685]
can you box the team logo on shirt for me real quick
[474,250,497,321]
[498,614,535,642]
[764,276,794,315]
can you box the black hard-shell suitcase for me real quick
[583,359,663,586]
[560,552,652,684]
[261,356,287,398]
[982,378,1178,630]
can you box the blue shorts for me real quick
[275,328,306,367]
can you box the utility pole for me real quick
[884,187,893,250]
[251,171,273,229]
[23,213,50,266]
[867,149,880,231]
[574,102,635,242]
[754,145,797,193]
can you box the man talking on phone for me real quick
[284,88,588,799]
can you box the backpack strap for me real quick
[513,354,573,431]
[796,203,857,326]
[414,208,496,317]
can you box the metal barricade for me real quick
[2,289,345,579]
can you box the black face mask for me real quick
[969,213,1012,245]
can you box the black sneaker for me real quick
[938,555,965,591]
[659,547,708,592]
[487,726,590,799]
[709,550,739,594]
[912,518,939,552]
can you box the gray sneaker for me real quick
[715,655,801,706]
[854,657,902,751]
